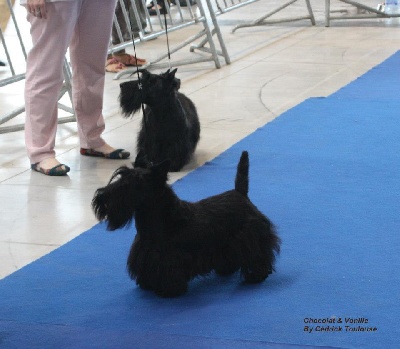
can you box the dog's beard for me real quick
[92,169,137,230]
[119,81,144,117]
[92,190,135,231]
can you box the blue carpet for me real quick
[331,49,400,102]
[1,52,400,349]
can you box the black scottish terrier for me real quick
[92,151,280,297]
[119,68,200,171]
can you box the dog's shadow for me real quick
[126,270,298,307]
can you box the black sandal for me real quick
[171,0,196,6]
[31,163,70,176]
[148,0,168,15]
[80,148,130,160]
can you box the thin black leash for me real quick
[163,3,172,69]
[129,34,146,118]
[129,0,172,77]
[129,2,172,131]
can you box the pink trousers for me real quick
[24,0,117,164]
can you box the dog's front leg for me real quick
[154,252,192,297]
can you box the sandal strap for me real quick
[80,148,104,157]
[105,149,131,159]
[105,57,120,66]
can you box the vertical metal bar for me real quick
[325,0,331,27]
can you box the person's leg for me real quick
[107,2,126,72]
[129,0,147,33]
[69,0,128,157]
[111,0,130,47]
[109,0,146,67]
[25,2,78,169]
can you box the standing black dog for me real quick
[119,68,200,171]
[92,151,281,297]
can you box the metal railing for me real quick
[113,0,315,78]
[230,0,315,33]
[325,0,400,27]
[112,0,229,78]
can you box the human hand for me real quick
[26,0,47,19]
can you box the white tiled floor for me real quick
[1,0,400,279]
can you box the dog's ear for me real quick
[168,68,178,79]
[151,159,170,181]
[166,68,180,90]
[140,69,150,79]
[134,150,153,169]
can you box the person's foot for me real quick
[171,0,196,6]
[148,1,168,15]
[112,53,146,66]
[94,144,118,155]
[105,57,127,73]
[80,143,130,160]
[31,158,70,176]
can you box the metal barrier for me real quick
[113,0,229,78]
[229,0,315,33]
[325,0,400,26]
[191,0,314,60]
[113,0,315,78]
[0,0,74,134]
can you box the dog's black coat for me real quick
[119,68,200,171]
[92,151,280,297]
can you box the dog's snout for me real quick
[119,81,129,91]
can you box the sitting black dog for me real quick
[92,151,280,297]
[119,68,200,171]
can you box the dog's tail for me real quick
[235,151,249,196]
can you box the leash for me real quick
[129,35,148,135]
[129,0,172,77]
[128,1,173,137]
[162,3,172,70]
